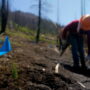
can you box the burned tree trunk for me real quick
[0,0,9,34]
[36,0,41,43]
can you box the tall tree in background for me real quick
[0,0,9,34]
[36,0,42,43]
[81,0,85,16]
[56,0,60,32]
[31,0,50,43]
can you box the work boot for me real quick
[73,64,80,71]
[81,65,87,70]
[73,62,80,68]
[80,58,87,70]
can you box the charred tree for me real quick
[36,0,41,43]
[0,0,9,34]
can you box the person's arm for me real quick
[87,32,90,55]
[60,26,70,56]
[62,26,69,40]
[85,31,90,60]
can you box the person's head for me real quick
[78,15,90,31]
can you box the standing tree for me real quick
[56,0,60,32]
[0,0,9,34]
[81,0,85,16]
[30,0,50,43]
[36,0,41,43]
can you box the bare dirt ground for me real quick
[0,35,90,90]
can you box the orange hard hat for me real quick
[80,14,90,30]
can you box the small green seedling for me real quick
[11,63,18,79]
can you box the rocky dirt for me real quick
[0,35,90,90]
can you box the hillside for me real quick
[0,28,89,90]
[9,11,61,34]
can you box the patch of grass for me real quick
[40,37,56,44]
[11,63,18,79]
[11,41,23,47]
[18,26,36,35]
[6,27,57,44]
[7,29,35,41]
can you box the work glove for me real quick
[61,39,68,51]
[60,39,69,56]
[62,40,67,46]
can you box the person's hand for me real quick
[85,55,90,60]
[62,40,67,45]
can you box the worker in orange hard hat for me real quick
[61,20,86,70]
[79,15,90,60]
[59,14,90,70]
[80,15,90,30]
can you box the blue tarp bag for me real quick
[0,36,12,56]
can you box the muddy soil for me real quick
[0,36,90,90]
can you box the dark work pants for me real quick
[69,35,86,67]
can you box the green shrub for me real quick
[11,63,18,79]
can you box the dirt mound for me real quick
[0,36,87,90]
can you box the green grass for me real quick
[17,26,36,35]
[7,30,35,41]
[6,26,57,45]
[40,37,56,44]
[11,63,18,79]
